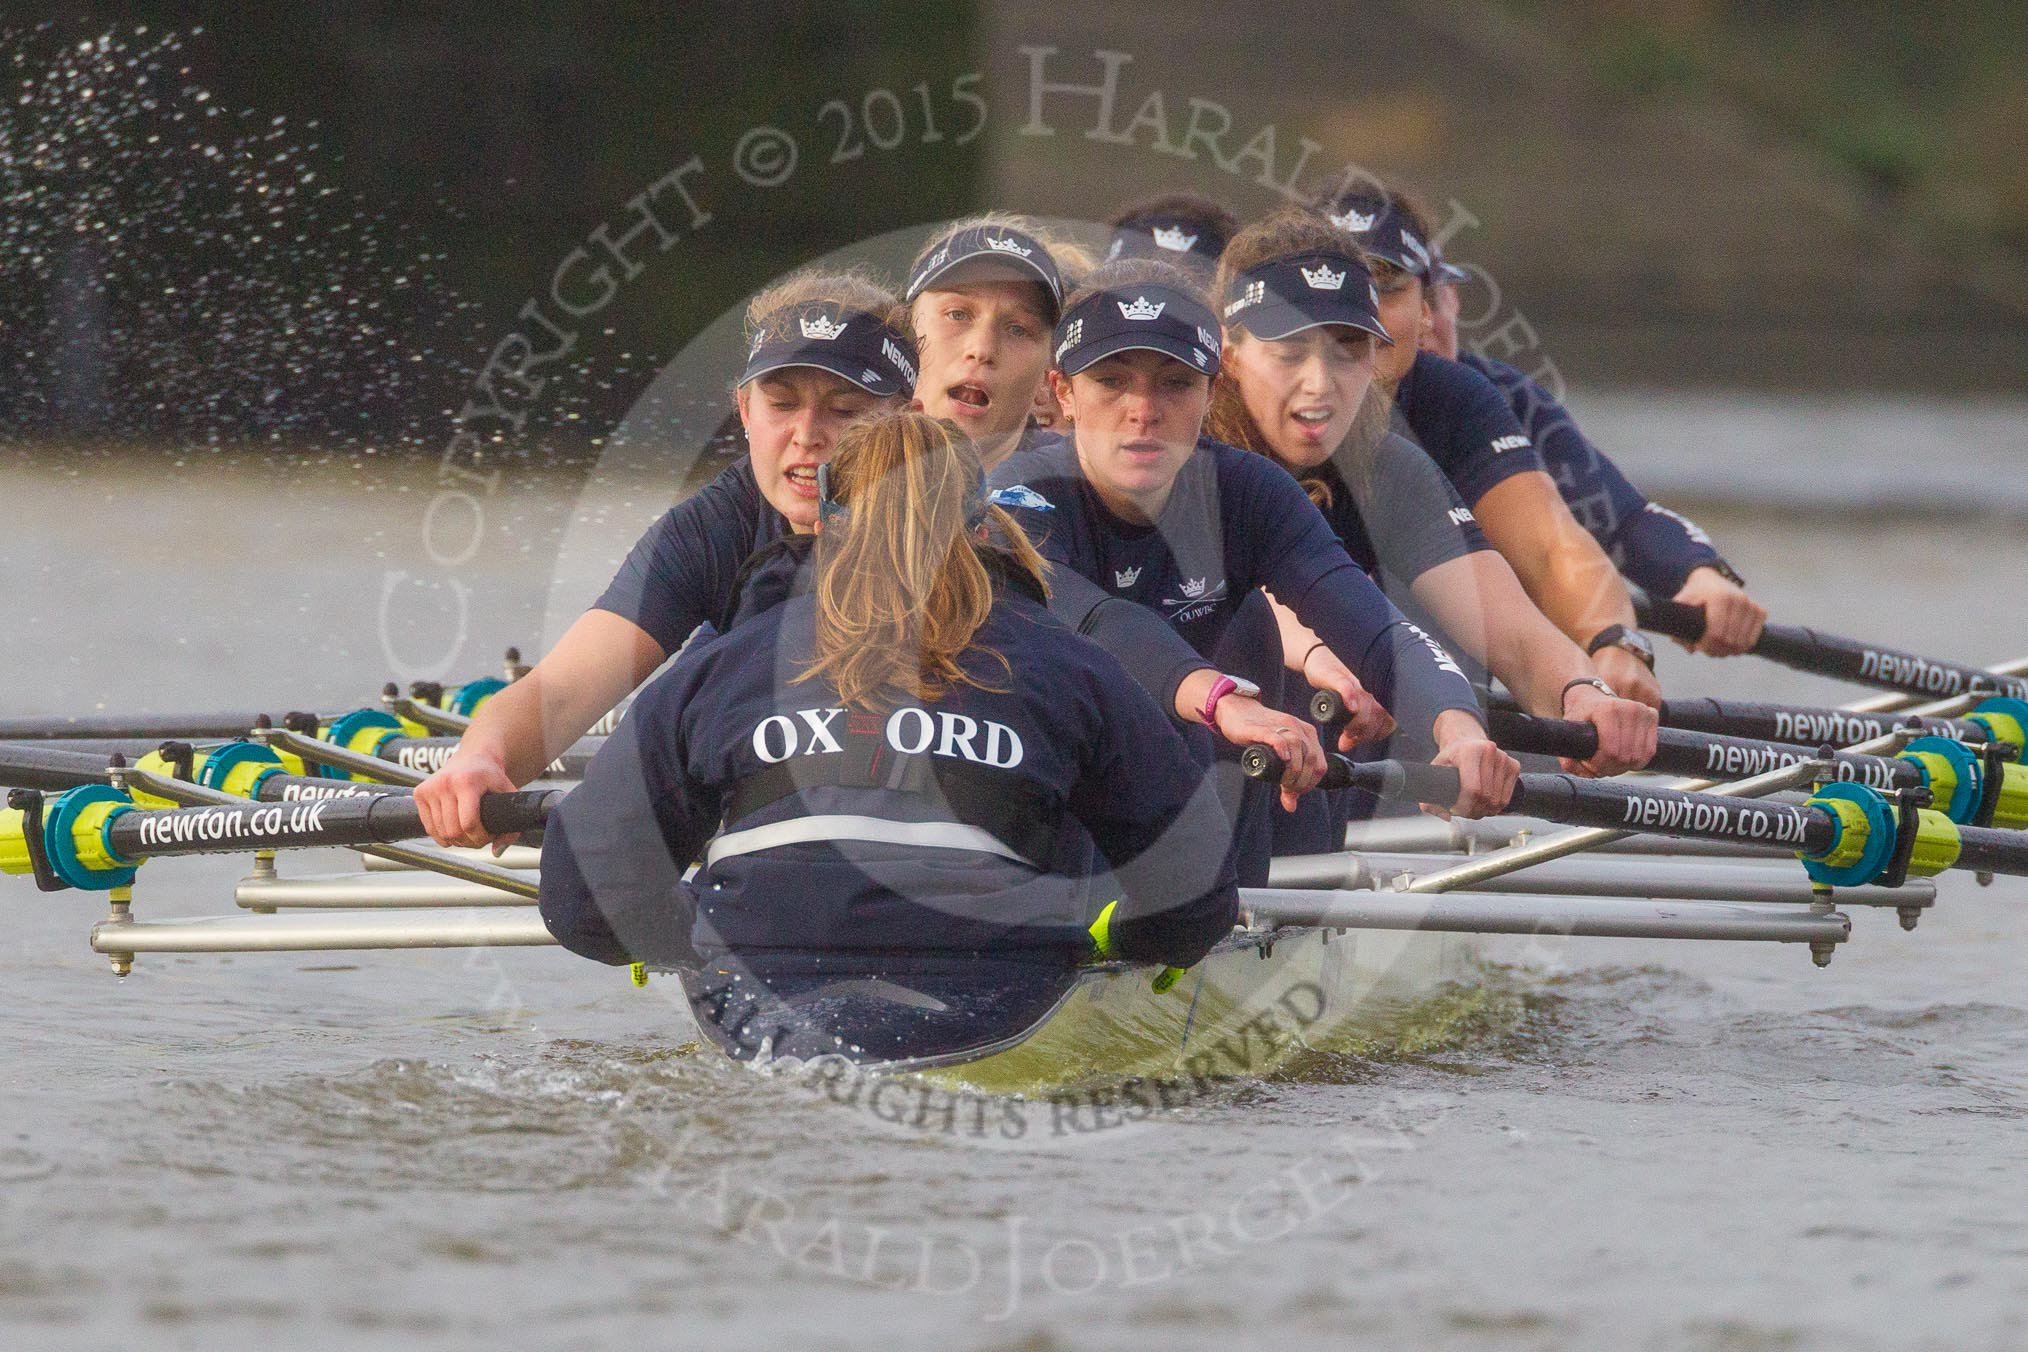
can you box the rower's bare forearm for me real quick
[1408,553,1579,712]
[459,675,603,786]
[458,610,666,785]
[1475,473,1635,647]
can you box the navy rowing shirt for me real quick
[541,546,1239,971]
[1393,350,1546,508]
[1306,431,1492,589]
[988,435,1481,731]
[1460,351,1725,597]
[593,457,789,656]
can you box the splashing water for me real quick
[0,24,483,453]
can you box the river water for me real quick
[5,399,2028,1351]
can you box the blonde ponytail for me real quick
[800,412,1048,710]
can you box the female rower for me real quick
[1206,210,1657,775]
[902,214,1076,468]
[1320,188,1666,707]
[415,268,915,848]
[1103,191,1239,280]
[538,412,1240,1064]
[1421,243,1769,657]
[904,216,1337,794]
[989,257,1522,880]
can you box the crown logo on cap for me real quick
[1118,295,1166,322]
[985,235,1033,257]
[800,314,848,341]
[1152,225,1199,253]
[1300,262,1346,291]
[1328,208,1376,233]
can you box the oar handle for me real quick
[1238,744,1465,806]
[477,790,555,838]
[1633,593,1710,644]
[1483,709,1600,761]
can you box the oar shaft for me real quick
[0,713,273,741]
[0,743,128,791]
[374,736,600,779]
[1484,710,1918,792]
[1654,696,1987,748]
[1241,749,1837,853]
[1637,595,2028,700]
[101,789,560,860]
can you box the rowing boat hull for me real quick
[912,925,1479,1094]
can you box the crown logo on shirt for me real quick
[1118,295,1166,322]
[1152,225,1198,253]
[985,235,1033,257]
[1054,317,1084,360]
[1179,576,1209,599]
[800,314,848,341]
[1329,208,1376,233]
[1300,262,1346,290]
[1113,565,1141,588]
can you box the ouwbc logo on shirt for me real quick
[1159,576,1228,623]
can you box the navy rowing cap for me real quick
[1051,284,1222,377]
[1321,192,1434,282]
[741,302,918,397]
[906,224,1064,320]
[1222,251,1392,346]
[1106,216,1229,272]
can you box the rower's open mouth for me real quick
[948,382,991,412]
[783,464,820,495]
[1292,408,1335,426]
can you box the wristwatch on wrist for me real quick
[1586,624,1656,671]
[1201,673,1263,725]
